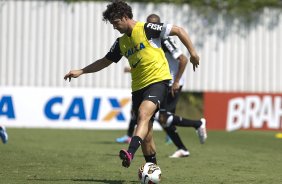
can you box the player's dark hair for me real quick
[103,0,133,22]
[146,14,161,23]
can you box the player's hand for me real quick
[64,69,83,82]
[190,55,200,71]
[171,82,180,97]
[124,67,131,73]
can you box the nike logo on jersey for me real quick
[148,95,157,98]
[147,23,163,31]
[132,58,142,68]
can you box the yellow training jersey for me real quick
[118,22,172,92]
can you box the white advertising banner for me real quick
[0,87,161,130]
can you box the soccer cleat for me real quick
[116,135,132,144]
[196,118,207,144]
[0,126,8,144]
[119,149,133,168]
[169,149,190,158]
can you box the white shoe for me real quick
[169,149,190,158]
[196,118,207,144]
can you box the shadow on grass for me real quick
[27,178,138,183]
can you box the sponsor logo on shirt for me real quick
[147,23,163,31]
[124,43,145,58]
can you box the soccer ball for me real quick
[138,162,161,184]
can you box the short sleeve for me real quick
[105,38,123,63]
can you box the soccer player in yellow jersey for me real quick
[64,0,200,168]
[116,14,207,159]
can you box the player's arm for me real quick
[163,37,188,96]
[174,54,187,88]
[64,38,122,82]
[163,37,188,85]
[170,54,188,97]
[64,57,113,82]
[169,25,199,71]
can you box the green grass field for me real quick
[0,128,282,184]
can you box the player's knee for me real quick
[155,111,173,127]
[138,110,152,122]
[154,111,164,127]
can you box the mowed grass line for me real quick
[0,128,281,184]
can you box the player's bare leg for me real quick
[119,100,157,167]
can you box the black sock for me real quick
[172,115,202,129]
[144,153,157,164]
[164,126,187,151]
[128,136,142,155]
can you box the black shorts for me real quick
[166,86,182,113]
[132,80,169,120]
